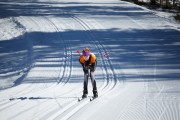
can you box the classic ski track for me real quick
[5,15,95,120]
[2,6,143,120]
[0,17,57,112]
[18,16,63,88]
[72,16,118,91]
[24,17,83,120]
[42,16,114,120]
[42,16,71,85]
[30,17,67,83]
[21,16,59,93]
[42,17,88,120]
[0,16,74,119]
[74,16,115,92]
[1,1,180,120]
[44,16,110,120]
[44,17,83,113]
[29,16,73,98]
[71,16,109,91]
[78,17,120,88]
[24,15,72,95]
[58,15,154,120]
[28,15,78,105]
[0,8,109,120]
[47,17,73,85]
[87,18,127,84]
[47,16,121,120]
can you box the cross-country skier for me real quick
[79,48,98,98]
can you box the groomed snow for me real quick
[0,0,180,120]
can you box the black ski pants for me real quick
[83,69,97,94]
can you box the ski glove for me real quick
[90,66,95,72]
[83,66,89,71]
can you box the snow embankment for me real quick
[0,17,25,41]
[0,17,30,89]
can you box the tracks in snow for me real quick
[0,15,120,120]
[71,16,118,91]
[45,16,120,120]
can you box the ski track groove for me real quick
[20,16,51,94]
[28,16,78,119]
[0,17,46,108]
[1,6,145,120]
[71,16,110,91]
[42,16,68,84]
[66,15,108,91]
[49,17,73,85]
[22,16,93,120]
[26,16,71,90]
[42,17,88,120]
[0,11,110,120]
[90,19,127,84]
[45,17,82,117]
[83,18,121,88]
[44,16,112,120]
[32,17,67,83]
[0,16,74,120]
[45,16,74,86]
[1,1,180,120]
[47,15,123,120]
[72,16,118,91]
[21,16,59,93]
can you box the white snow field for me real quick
[0,0,180,120]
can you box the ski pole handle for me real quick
[76,50,81,56]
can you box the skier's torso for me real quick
[79,53,96,66]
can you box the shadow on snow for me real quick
[0,1,180,89]
[0,28,180,88]
[0,1,151,18]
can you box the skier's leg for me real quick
[90,71,98,97]
[83,70,89,98]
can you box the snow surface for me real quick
[0,0,180,119]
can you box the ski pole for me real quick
[76,50,81,55]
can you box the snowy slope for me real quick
[0,0,180,120]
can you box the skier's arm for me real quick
[79,58,84,67]
[79,58,89,71]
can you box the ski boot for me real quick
[82,93,87,98]
[93,91,98,98]
[82,90,88,98]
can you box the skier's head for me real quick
[82,47,90,61]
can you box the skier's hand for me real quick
[90,66,95,72]
[83,66,89,71]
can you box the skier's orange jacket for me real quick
[79,53,96,64]
[79,53,97,71]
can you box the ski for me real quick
[78,97,87,102]
[78,96,98,102]
[90,96,98,101]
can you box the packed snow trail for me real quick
[0,0,180,120]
